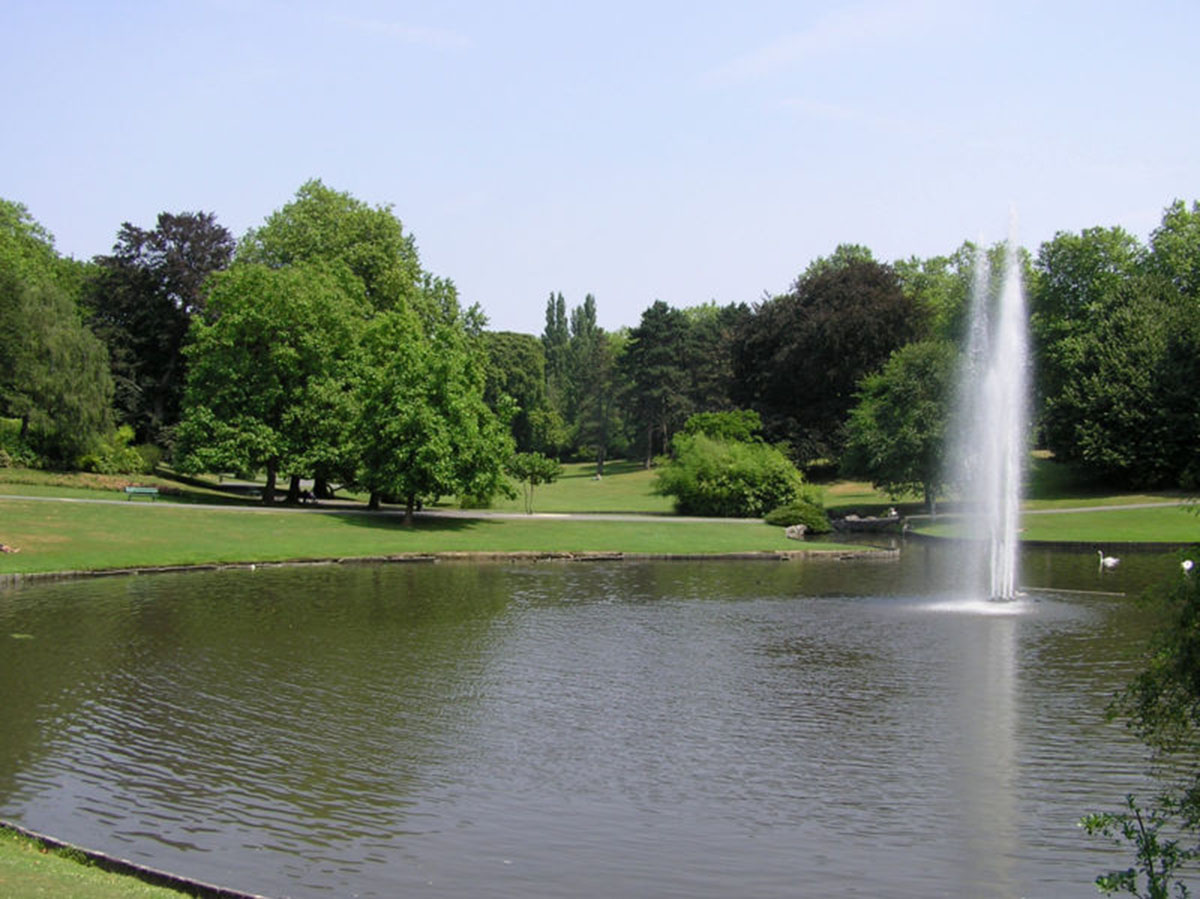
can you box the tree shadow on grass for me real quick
[324,511,480,535]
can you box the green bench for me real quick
[124,486,159,501]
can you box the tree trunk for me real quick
[595,446,606,477]
[644,423,654,469]
[368,491,381,511]
[405,493,416,526]
[286,475,302,505]
[314,476,332,499]
[262,461,278,506]
[925,485,936,517]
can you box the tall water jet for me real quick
[951,226,1030,600]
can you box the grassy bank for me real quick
[0,498,859,575]
[0,827,194,898]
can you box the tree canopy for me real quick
[732,248,928,462]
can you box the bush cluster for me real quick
[763,499,832,534]
[654,432,804,518]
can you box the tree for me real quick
[239,179,425,316]
[1032,206,1200,487]
[482,331,550,454]
[1082,563,1200,898]
[573,328,627,474]
[731,249,927,462]
[541,291,569,412]
[506,452,561,514]
[623,300,693,467]
[681,301,745,412]
[0,199,113,464]
[354,310,512,520]
[174,261,366,504]
[841,339,957,513]
[85,211,234,443]
[1147,199,1200,298]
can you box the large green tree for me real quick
[622,300,693,467]
[239,179,425,316]
[85,211,234,443]
[174,261,366,504]
[841,339,957,512]
[732,247,927,462]
[1032,205,1200,487]
[354,310,511,519]
[482,330,550,454]
[0,199,113,464]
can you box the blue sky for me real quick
[2,1,1197,334]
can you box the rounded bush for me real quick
[764,500,832,534]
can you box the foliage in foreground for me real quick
[1083,558,1200,897]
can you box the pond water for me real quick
[0,545,1192,897]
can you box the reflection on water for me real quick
[0,546,1190,897]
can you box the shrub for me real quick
[654,432,805,518]
[764,500,832,534]
[135,443,164,472]
[77,426,150,475]
[0,417,39,468]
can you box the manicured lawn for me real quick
[474,459,675,514]
[0,828,193,898]
[0,498,856,575]
[920,504,1200,544]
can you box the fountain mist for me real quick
[951,229,1030,600]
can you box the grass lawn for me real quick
[463,459,675,515]
[0,498,858,575]
[0,828,193,898]
[920,504,1200,544]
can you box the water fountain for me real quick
[952,226,1030,600]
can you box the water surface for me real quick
[0,546,1188,897]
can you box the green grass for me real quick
[472,459,675,514]
[0,498,858,574]
[0,828,195,898]
[920,505,1200,544]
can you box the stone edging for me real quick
[1,818,267,898]
[0,547,898,586]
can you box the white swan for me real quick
[1183,559,1194,575]
[1098,550,1120,570]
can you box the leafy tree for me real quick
[841,339,957,513]
[894,242,979,345]
[1032,205,1200,487]
[482,331,550,453]
[85,211,234,443]
[623,300,693,467]
[354,310,512,520]
[1082,563,1200,898]
[731,248,927,462]
[506,451,561,514]
[0,199,113,464]
[239,179,425,316]
[572,328,627,474]
[681,409,763,443]
[1147,199,1200,298]
[174,261,367,504]
[681,301,745,412]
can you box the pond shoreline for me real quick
[0,546,899,586]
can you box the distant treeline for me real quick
[2,182,1197,510]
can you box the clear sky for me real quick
[2,1,1197,335]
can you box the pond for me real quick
[0,544,1191,897]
